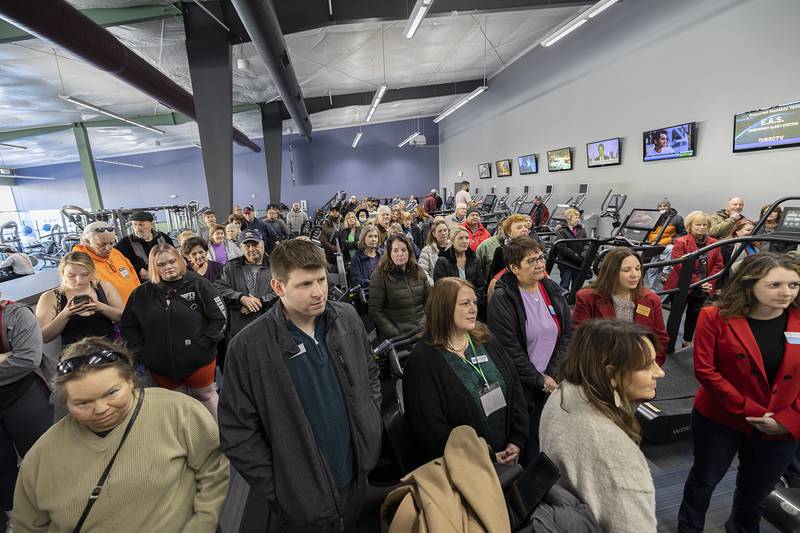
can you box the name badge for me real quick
[470,355,489,364]
[480,383,506,417]
[786,332,800,345]
[291,343,307,359]
[636,304,651,317]
[547,305,556,316]
[119,267,130,279]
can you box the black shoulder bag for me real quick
[73,388,145,533]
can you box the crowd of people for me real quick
[0,187,798,532]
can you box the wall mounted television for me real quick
[586,137,621,167]
[643,123,696,161]
[518,154,538,174]
[733,100,800,153]
[495,159,512,177]
[547,148,572,172]
[478,162,491,179]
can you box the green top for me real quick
[441,341,508,452]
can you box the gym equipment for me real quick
[0,221,21,251]
[496,193,511,211]
[481,194,498,214]
[509,193,529,213]
[598,189,628,234]
[764,487,800,532]
[444,195,455,210]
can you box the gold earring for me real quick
[613,390,622,408]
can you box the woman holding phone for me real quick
[36,251,124,346]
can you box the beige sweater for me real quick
[14,388,229,532]
[540,382,657,533]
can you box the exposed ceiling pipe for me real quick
[0,0,261,153]
[231,0,312,139]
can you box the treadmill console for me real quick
[779,207,800,231]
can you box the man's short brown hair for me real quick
[270,239,327,282]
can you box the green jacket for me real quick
[368,266,429,341]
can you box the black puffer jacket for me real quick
[433,247,486,303]
[368,266,429,341]
[120,271,227,379]
[487,272,573,398]
[553,224,588,268]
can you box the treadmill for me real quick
[480,194,498,214]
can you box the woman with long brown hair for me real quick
[678,253,800,532]
[368,234,429,341]
[573,247,669,364]
[540,319,664,532]
[403,277,528,468]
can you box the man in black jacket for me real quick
[218,239,382,532]
[214,231,275,339]
[242,206,277,252]
[115,210,174,281]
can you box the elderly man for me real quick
[286,202,308,237]
[375,205,392,244]
[446,203,468,233]
[215,230,275,339]
[342,195,359,214]
[709,196,745,239]
[115,211,174,281]
[463,208,491,251]
[73,221,140,302]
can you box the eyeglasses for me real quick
[56,350,121,376]
[92,226,115,233]
[522,254,547,266]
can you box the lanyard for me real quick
[460,335,489,388]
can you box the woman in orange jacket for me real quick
[573,247,669,365]
[678,253,800,532]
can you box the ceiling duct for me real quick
[231,0,312,139]
[0,0,261,153]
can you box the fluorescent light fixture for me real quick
[0,142,27,150]
[352,131,363,148]
[10,175,55,181]
[433,85,488,123]
[540,0,618,47]
[59,95,165,135]
[365,85,387,123]
[404,0,434,39]
[398,131,421,148]
[95,159,144,169]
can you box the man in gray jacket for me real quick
[218,239,382,532]
[286,202,309,237]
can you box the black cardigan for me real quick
[403,335,530,468]
[433,247,486,303]
[487,272,573,400]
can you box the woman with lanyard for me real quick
[678,253,800,532]
[338,211,361,265]
[488,236,573,466]
[434,226,486,309]
[120,244,226,419]
[36,251,124,347]
[182,237,224,283]
[573,247,669,365]
[418,220,450,286]
[404,277,528,468]
[664,210,724,348]
[13,336,229,532]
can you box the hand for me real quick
[139,268,150,281]
[730,211,742,221]
[239,295,263,314]
[701,282,713,294]
[0,351,11,364]
[746,412,789,435]
[496,443,520,465]
[543,375,559,394]
[61,296,96,317]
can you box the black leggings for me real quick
[682,292,708,343]
[0,379,53,510]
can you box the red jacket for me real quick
[463,222,491,252]
[423,194,438,213]
[663,234,724,291]
[693,306,800,439]
[572,288,670,365]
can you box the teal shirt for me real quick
[441,343,509,452]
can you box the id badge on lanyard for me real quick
[466,335,507,416]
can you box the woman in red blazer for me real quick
[678,253,800,532]
[663,211,724,348]
[573,247,669,365]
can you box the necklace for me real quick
[448,335,469,354]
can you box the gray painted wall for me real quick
[438,0,800,226]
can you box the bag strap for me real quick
[73,388,145,533]
[0,301,7,353]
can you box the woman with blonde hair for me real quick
[36,251,124,346]
[419,220,450,285]
[120,244,226,418]
[338,211,361,263]
[541,319,664,532]
[553,207,588,292]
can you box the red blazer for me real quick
[664,234,724,291]
[693,306,800,439]
[573,288,670,365]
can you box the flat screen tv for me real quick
[478,162,491,179]
[495,159,512,177]
[586,137,621,167]
[643,123,696,161]
[518,154,538,174]
[733,101,800,153]
[547,148,572,171]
